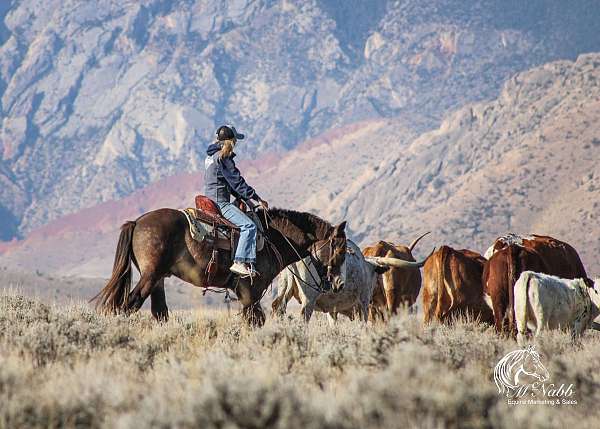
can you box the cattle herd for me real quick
[273,233,600,344]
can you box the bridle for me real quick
[308,235,339,285]
[262,209,337,294]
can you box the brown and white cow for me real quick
[483,234,587,334]
[422,245,494,324]
[363,232,430,321]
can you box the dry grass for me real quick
[1,293,600,429]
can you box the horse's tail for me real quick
[91,221,136,313]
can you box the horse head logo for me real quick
[494,345,550,395]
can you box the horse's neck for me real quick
[266,209,331,254]
[267,229,311,269]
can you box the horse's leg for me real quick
[126,272,162,313]
[237,281,266,327]
[359,300,369,322]
[242,303,265,326]
[150,279,169,322]
[121,208,182,316]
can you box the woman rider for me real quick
[204,125,269,277]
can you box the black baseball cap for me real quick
[216,125,245,141]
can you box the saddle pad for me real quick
[180,208,210,241]
[180,208,231,249]
[181,208,264,252]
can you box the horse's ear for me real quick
[333,221,347,237]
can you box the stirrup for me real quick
[242,265,260,287]
[241,264,260,278]
[230,262,260,278]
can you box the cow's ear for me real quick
[334,221,347,237]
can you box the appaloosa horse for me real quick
[93,207,347,326]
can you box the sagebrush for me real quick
[1,292,599,429]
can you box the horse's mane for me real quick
[268,208,333,242]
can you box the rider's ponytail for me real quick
[219,139,235,159]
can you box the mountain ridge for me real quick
[2,0,600,240]
[2,53,599,278]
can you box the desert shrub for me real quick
[1,293,599,428]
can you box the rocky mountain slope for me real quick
[295,53,600,272]
[2,54,599,278]
[1,0,599,241]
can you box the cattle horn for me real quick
[366,248,435,269]
[408,231,431,252]
[591,321,600,331]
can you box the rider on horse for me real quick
[204,125,269,278]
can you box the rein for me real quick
[309,237,335,278]
[264,210,329,293]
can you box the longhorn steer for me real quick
[422,246,493,324]
[483,234,587,334]
[363,232,430,321]
[485,234,587,275]
[271,240,427,323]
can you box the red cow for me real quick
[483,234,587,333]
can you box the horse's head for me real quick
[265,209,348,289]
[310,221,347,291]
[521,346,549,383]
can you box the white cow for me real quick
[271,240,427,323]
[514,271,600,345]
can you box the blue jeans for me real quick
[217,202,257,264]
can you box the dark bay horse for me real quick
[93,207,347,325]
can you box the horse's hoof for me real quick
[152,308,169,323]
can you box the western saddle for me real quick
[183,195,237,286]
[182,195,264,286]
